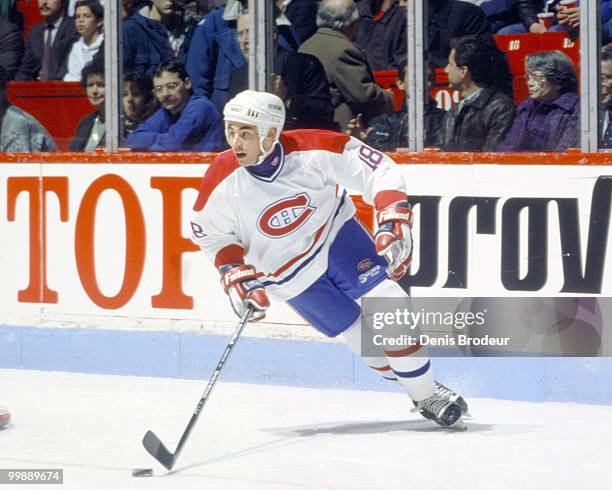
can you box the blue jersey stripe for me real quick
[392,360,431,379]
[261,190,348,288]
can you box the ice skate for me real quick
[412,382,468,429]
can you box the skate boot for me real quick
[434,381,469,416]
[412,382,468,428]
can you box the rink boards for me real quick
[0,161,610,404]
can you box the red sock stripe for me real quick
[371,365,392,372]
[384,342,423,357]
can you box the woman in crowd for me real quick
[70,59,105,150]
[499,50,579,152]
[64,0,104,82]
[122,70,157,139]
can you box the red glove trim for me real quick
[214,244,245,269]
[374,190,409,211]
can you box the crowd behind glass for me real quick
[1,0,611,153]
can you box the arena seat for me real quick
[493,34,540,76]
[7,82,94,151]
[373,69,405,111]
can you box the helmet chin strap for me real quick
[255,126,279,166]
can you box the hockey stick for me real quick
[142,305,254,470]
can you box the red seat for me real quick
[493,34,540,76]
[7,82,94,151]
[537,32,580,69]
[373,69,405,112]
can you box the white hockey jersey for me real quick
[190,130,408,302]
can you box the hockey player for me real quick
[190,90,468,428]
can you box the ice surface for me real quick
[1,369,611,489]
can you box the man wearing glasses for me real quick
[126,60,223,152]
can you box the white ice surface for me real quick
[1,369,611,490]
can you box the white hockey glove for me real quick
[219,264,270,322]
[374,201,413,281]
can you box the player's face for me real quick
[226,122,277,167]
[225,122,263,167]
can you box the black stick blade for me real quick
[143,430,175,470]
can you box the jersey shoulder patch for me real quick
[280,130,350,156]
[193,150,239,211]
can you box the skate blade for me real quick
[446,419,467,431]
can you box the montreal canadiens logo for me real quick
[357,258,374,272]
[257,193,316,238]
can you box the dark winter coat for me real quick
[70,112,104,151]
[15,16,79,81]
[365,99,446,151]
[298,27,395,130]
[428,0,491,68]
[123,11,195,76]
[281,53,337,131]
[442,87,515,151]
[0,17,23,80]
[355,1,407,71]
[125,95,223,152]
[498,92,579,151]
[186,7,245,113]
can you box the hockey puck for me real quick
[131,468,153,478]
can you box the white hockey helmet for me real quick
[223,90,286,159]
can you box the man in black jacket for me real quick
[428,0,491,68]
[15,0,79,80]
[441,34,515,151]
[355,0,407,71]
[0,17,24,80]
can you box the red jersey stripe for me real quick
[193,150,239,211]
[266,222,327,278]
[384,343,423,357]
[281,129,350,156]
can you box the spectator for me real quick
[442,35,515,151]
[281,0,319,43]
[0,67,57,151]
[299,0,395,131]
[126,60,223,151]
[64,0,103,81]
[0,0,23,29]
[354,0,407,71]
[123,0,197,76]
[186,0,247,112]
[15,0,79,80]
[0,17,24,80]
[556,1,612,38]
[227,9,294,100]
[70,58,105,150]
[123,70,157,138]
[499,50,579,151]
[277,52,338,131]
[428,0,491,68]
[346,60,446,149]
[490,0,568,34]
[601,45,612,149]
